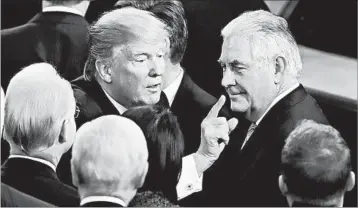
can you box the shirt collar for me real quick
[163,66,184,107]
[43,6,84,17]
[103,90,127,114]
[255,83,300,125]
[80,196,126,207]
[8,155,56,172]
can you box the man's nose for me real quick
[221,69,236,88]
[149,58,164,77]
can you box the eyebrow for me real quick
[229,60,249,68]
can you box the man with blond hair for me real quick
[1,63,79,206]
[71,115,148,207]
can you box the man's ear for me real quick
[95,60,112,83]
[136,162,149,189]
[274,56,286,84]
[346,171,356,192]
[59,120,68,144]
[71,162,79,188]
[279,175,288,196]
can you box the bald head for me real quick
[71,115,149,200]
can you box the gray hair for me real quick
[84,7,169,81]
[3,63,75,153]
[222,10,302,78]
[71,115,149,197]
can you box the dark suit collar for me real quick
[29,12,88,26]
[2,157,58,181]
[240,84,308,153]
[72,76,120,116]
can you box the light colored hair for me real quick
[84,7,170,81]
[71,115,149,197]
[3,63,75,153]
[221,10,302,78]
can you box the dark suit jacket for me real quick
[171,72,232,155]
[190,85,329,206]
[1,11,89,90]
[81,201,123,207]
[1,183,53,207]
[1,158,80,206]
[180,0,269,98]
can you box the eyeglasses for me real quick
[74,106,80,118]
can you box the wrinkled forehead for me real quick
[219,35,253,63]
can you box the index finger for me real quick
[206,95,226,118]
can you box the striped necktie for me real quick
[241,123,257,150]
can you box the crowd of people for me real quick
[1,0,356,207]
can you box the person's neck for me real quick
[163,63,181,89]
[9,147,60,168]
[288,194,344,207]
[42,1,89,16]
[246,78,299,123]
[80,187,138,206]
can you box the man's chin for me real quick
[230,103,249,113]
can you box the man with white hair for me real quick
[71,115,149,207]
[1,63,80,206]
[191,10,329,206]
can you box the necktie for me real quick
[157,92,169,108]
[241,123,257,150]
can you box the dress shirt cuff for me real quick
[176,154,203,200]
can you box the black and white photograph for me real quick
[1,0,357,207]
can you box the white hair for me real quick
[84,7,170,81]
[71,115,148,197]
[3,63,75,152]
[222,10,302,78]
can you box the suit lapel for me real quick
[237,85,308,170]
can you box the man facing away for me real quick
[280,119,355,207]
[1,0,91,90]
[71,115,149,207]
[1,63,80,206]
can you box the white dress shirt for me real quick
[80,196,126,207]
[163,67,184,107]
[8,155,56,172]
[43,6,84,17]
[102,85,202,200]
[240,83,300,149]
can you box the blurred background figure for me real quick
[1,63,79,206]
[280,119,355,207]
[1,0,91,91]
[71,115,148,207]
[123,105,185,207]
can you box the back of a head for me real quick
[122,105,184,200]
[84,7,169,81]
[71,115,149,199]
[222,10,302,78]
[3,63,75,153]
[114,0,188,64]
[281,119,353,206]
